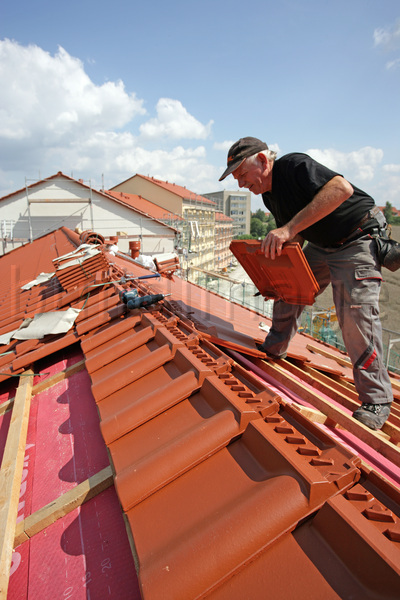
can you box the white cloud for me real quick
[213,140,234,151]
[139,98,213,140]
[373,19,400,70]
[386,58,400,70]
[0,39,219,197]
[383,163,400,174]
[375,172,400,208]
[373,19,400,49]
[106,143,218,195]
[114,144,206,178]
[0,39,145,149]
[307,147,383,182]
[374,27,392,48]
[0,39,396,212]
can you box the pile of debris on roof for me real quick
[1,228,399,600]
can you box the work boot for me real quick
[256,343,287,360]
[352,402,391,430]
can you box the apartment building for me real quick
[215,211,234,270]
[202,190,251,237]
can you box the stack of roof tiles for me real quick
[1,227,399,599]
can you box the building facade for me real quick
[0,173,178,256]
[111,175,232,278]
[202,190,251,237]
[215,212,234,270]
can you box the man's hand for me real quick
[261,229,304,259]
[261,226,292,259]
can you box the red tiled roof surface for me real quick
[135,174,217,206]
[105,190,184,225]
[215,211,234,222]
[1,227,400,599]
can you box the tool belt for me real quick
[326,206,400,271]
[329,206,381,247]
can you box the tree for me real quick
[384,202,394,224]
[250,217,268,239]
[250,213,277,239]
[253,209,267,222]
[265,213,276,234]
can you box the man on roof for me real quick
[220,136,393,431]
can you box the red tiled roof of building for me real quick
[215,211,233,222]
[378,205,400,217]
[136,174,216,206]
[105,190,184,226]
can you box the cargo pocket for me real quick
[351,267,383,305]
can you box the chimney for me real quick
[129,240,141,259]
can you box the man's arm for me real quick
[261,176,353,259]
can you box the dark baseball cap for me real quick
[219,136,269,181]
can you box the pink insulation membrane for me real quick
[5,348,140,599]
[0,376,17,403]
[230,350,400,488]
[8,487,141,600]
[321,426,400,488]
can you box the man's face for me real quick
[232,153,273,195]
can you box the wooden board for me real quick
[255,358,400,466]
[0,371,33,600]
[14,465,113,547]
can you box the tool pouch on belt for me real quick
[370,207,400,272]
[359,206,400,272]
[374,235,400,272]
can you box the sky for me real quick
[1,0,400,212]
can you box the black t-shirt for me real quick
[262,153,375,246]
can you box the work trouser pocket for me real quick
[351,267,382,305]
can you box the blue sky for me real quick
[1,0,399,210]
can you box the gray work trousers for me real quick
[263,235,393,405]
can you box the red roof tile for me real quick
[105,190,183,227]
[230,239,320,305]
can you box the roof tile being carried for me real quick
[230,240,320,305]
